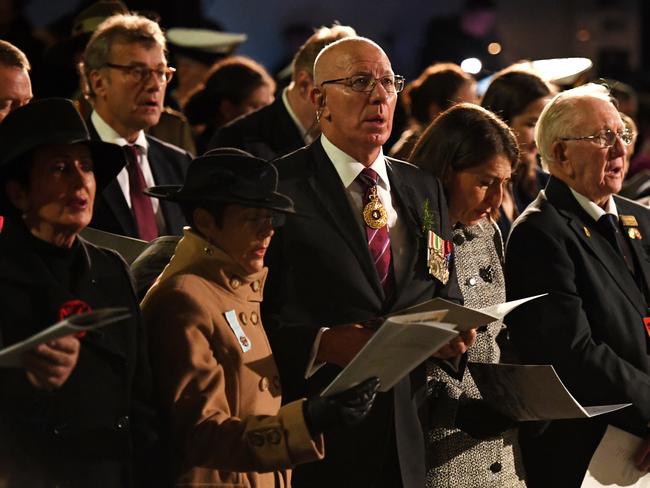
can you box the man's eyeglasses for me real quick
[560,128,635,148]
[104,63,176,84]
[320,74,405,94]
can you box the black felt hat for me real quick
[145,148,295,214]
[0,98,126,189]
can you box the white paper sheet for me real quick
[0,308,132,367]
[400,294,547,332]
[468,363,631,421]
[581,425,650,487]
[321,310,457,396]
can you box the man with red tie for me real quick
[81,13,191,240]
[263,37,471,488]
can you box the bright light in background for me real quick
[461,57,482,75]
[487,42,502,55]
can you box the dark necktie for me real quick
[598,213,635,275]
[124,145,158,241]
[357,167,393,297]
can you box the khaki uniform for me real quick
[142,229,324,487]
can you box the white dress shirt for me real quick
[91,111,166,234]
[304,134,409,378]
[569,188,619,221]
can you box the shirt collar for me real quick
[91,110,149,152]
[282,87,312,144]
[569,187,618,221]
[320,134,390,191]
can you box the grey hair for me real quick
[81,13,166,99]
[535,83,613,168]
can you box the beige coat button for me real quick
[249,432,265,447]
[252,280,261,292]
[266,429,281,445]
[239,312,248,325]
[230,277,241,289]
[203,247,213,256]
[259,377,270,391]
[250,311,259,325]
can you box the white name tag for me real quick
[224,309,251,353]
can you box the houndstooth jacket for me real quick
[426,218,527,487]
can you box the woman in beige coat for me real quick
[141,148,379,487]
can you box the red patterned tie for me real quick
[358,167,393,297]
[124,145,158,241]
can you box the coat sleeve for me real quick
[505,221,650,431]
[142,278,324,472]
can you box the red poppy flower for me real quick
[58,299,92,338]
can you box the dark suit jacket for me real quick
[88,121,191,239]
[0,217,158,487]
[505,176,650,487]
[208,96,305,161]
[262,140,461,488]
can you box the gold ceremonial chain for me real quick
[363,186,388,229]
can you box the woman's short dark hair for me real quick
[403,63,474,126]
[481,69,552,125]
[409,103,519,185]
[180,200,226,230]
[184,56,275,127]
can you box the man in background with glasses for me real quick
[505,83,650,487]
[262,37,467,487]
[81,13,191,240]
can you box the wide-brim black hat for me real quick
[0,98,126,190]
[145,148,295,214]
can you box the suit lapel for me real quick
[548,178,647,316]
[88,120,137,236]
[307,143,384,297]
[615,201,650,304]
[386,161,423,310]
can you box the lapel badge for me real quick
[620,215,639,227]
[583,226,591,238]
[427,230,452,285]
[628,227,643,240]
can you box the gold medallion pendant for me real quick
[428,251,450,285]
[363,187,388,229]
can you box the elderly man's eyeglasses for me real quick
[320,74,405,93]
[104,63,176,84]
[560,128,635,148]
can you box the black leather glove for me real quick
[303,377,380,437]
[455,395,517,440]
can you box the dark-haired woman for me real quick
[390,62,476,159]
[481,69,554,238]
[410,103,526,487]
[0,98,157,487]
[184,55,275,154]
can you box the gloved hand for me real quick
[455,395,517,440]
[303,376,380,437]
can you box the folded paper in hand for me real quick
[468,363,631,421]
[0,308,132,367]
[321,294,546,397]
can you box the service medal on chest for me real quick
[427,230,452,285]
[363,187,388,229]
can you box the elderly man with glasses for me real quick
[261,37,468,488]
[505,83,650,487]
[81,13,191,240]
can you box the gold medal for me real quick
[363,186,388,229]
[629,227,643,239]
[428,250,449,285]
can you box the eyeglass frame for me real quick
[559,128,635,148]
[103,62,176,84]
[320,74,406,94]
